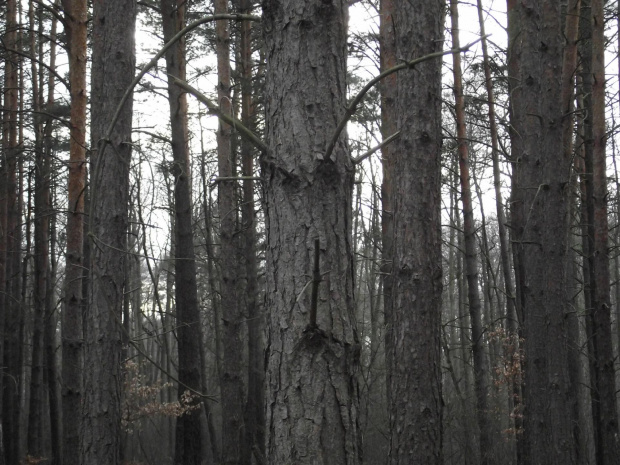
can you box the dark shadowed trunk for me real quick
[2,0,21,462]
[160,0,204,462]
[239,2,265,462]
[215,4,246,464]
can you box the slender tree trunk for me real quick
[379,0,396,411]
[449,2,494,462]
[82,0,136,463]
[388,0,444,463]
[239,2,265,462]
[159,0,204,462]
[2,0,21,461]
[214,4,246,464]
[560,1,584,462]
[590,0,620,460]
[510,1,577,462]
[44,194,61,465]
[60,0,88,460]
[262,1,361,463]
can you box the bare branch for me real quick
[352,131,400,165]
[324,36,486,161]
[173,77,268,154]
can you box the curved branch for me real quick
[173,77,268,154]
[324,36,486,161]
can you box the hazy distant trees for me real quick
[2,1,620,464]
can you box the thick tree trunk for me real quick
[159,1,204,462]
[510,1,577,463]
[388,0,444,463]
[262,1,361,463]
[60,0,88,461]
[82,0,136,463]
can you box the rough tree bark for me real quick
[262,1,361,463]
[82,0,136,463]
[160,0,204,462]
[388,0,444,463]
[510,1,577,463]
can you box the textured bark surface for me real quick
[262,1,361,463]
[388,0,444,463]
[160,1,204,462]
[82,0,136,463]
[511,2,576,463]
[60,0,88,461]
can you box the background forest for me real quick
[0,0,618,464]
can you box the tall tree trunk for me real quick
[379,0,396,413]
[388,0,444,463]
[82,0,136,463]
[262,1,361,463]
[560,1,584,462]
[60,0,88,461]
[590,0,620,460]
[159,0,204,462]
[239,1,265,461]
[28,6,57,459]
[215,4,246,464]
[2,0,21,462]
[449,2,494,462]
[510,1,577,463]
